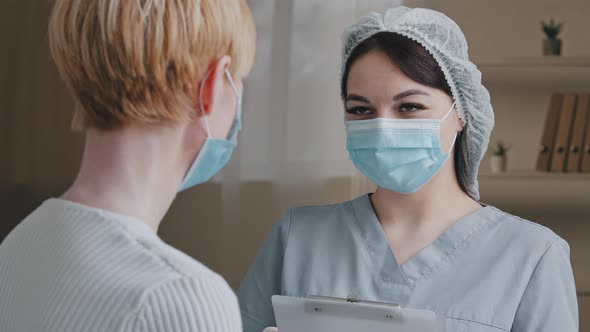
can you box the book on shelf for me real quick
[568,93,590,172]
[582,99,590,173]
[536,93,563,172]
[550,93,577,172]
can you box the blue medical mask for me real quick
[346,102,457,194]
[179,69,242,192]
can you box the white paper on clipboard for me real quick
[272,295,444,332]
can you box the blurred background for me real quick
[1,0,590,329]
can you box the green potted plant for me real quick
[491,142,511,174]
[541,19,563,56]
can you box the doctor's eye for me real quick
[398,103,426,113]
[346,107,374,116]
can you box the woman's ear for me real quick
[454,105,465,132]
[196,56,232,117]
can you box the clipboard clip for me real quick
[307,295,401,309]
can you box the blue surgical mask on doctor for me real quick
[346,102,457,194]
[179,69,243,192]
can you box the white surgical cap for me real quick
[341,7,494,201]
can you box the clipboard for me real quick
[272,295,442,332]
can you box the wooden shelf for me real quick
[472,56,590,89]
[479,171,590,180]
[478,170,590,217]
[474,56,590,67]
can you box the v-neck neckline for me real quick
[351,194,493,286]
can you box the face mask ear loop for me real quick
[225,69,240,100]
[441,101,458,155]
[199,68,214,138]
[225,69,242,121]
[447,132,459,155]
[441,101,457,122]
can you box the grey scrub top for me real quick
[237,194,578,332]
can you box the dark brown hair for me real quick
[341,31,452,99]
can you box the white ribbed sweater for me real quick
[0,199,242,332]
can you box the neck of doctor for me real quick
[62,123,206,232]
[371,151,481,230]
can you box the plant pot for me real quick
[490,155,507,174]
[543,39,562,56]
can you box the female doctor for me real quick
[238,7,578,332]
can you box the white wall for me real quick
[238,0,407,182]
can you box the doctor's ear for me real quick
[453,105,465,131]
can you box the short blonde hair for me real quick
[49,0,256,130]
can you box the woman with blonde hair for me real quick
[0,0,255,331]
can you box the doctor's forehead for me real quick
[346,52,431,102]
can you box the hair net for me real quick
[341,7,494,201]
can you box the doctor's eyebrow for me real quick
[393,89,430,101]
[345,94,370,103]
